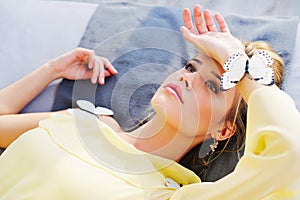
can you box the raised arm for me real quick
[180,5,263,102]
[0,48,117,148]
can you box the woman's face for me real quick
[151,54,237,139]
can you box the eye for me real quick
[205,80,219,94]
[184,63,197,73]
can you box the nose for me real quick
[178,74,192,90]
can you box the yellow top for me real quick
[0,101,199,200]
[171,86,300,200]
[0,86,300,200]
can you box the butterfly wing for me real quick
[248,65,274,85]
[95,107,114,116]
[220,68,245,91]
[76,100,96,114]
[248,50,274,85]
[68,108,98,120]
[221,54,248,91]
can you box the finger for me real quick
[183,8,194,31]
[97,59,105,85]
[180,26,211,56]
[87,50,96,70]
[91,59,100,84]
[215,12,230,33]
[99,57,118,75]
[105,65,118,75]
[193,4,208,34]
[104,70,112,77]
[204,9,218,32]
[180,26,202,48]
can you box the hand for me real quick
[180,4,246,66]
[48,47,118,85]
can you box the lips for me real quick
[163,83,184,104]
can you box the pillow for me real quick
[52,2,300,130]
[53,2,199,130]
[0,0,98,112]
[283,23,300,110]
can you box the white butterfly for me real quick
[220,50,274,91]
[221,53,248,91]
[67,100,114,118]
[248,50,274,85]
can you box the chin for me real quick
[151,92,182,122]
[151,89,176,109]
[151,93,166,114]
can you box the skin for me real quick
[126,54,237,161]
[119,4,265,162]
[0,48,118,147]
[179,4,264,103]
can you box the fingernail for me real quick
[112,68,118,74]
[180,26,185,32]
[100,77,105,85]
[180,26,190,35]
[92,76,97,84]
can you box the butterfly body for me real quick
[67,100,114,118]
[220,50,274,91]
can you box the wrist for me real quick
[236,74,264,103]
[41,62,61,82]
[220,50,247,67]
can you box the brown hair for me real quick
[179,41,284,181]
[225,41,284,153]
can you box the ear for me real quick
[218,121,236,141]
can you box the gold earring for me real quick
[209,139,219,152]
[198,138,219,158]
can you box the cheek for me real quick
[195,92,213,132]
[190,89,230,136]
[208,91,236,132]
[209,96,227,129]
[151,72,182,119]
[151,87,182,120]
[180,89,213,136]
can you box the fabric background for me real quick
[53,2,299,129]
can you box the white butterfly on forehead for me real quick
[220,50,274,91]
[67,100,114,118]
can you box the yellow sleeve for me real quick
[171,86,300,200]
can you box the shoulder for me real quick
[100,116,122,133]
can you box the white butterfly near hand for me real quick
[67,100,114,118]
[220,53,248,91]
[248,50,274,85]
[220,50,274,91]
[76,100,114,116]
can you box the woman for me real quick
[0,8,285,182]
[0,4,299,199]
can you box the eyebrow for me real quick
[190,59,221,81]
[191,58,203,65]
[211,71,221,81]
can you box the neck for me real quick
[118,115,206,161]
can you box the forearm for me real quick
[0,63,58,114]
[0,111,64,148]
[236,74,264,104]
